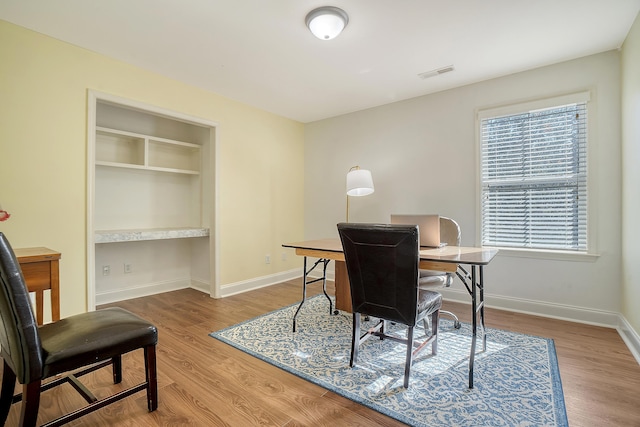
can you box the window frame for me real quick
[475,91,598,262]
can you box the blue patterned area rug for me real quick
[210,296,568,427]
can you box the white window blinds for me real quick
[480,96,588,251]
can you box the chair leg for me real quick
[431,310,439,355]
[403,327,415,388]
[422,317,431,334]
[145,345,158,412]
[112,355,122,384]
[0,361,16,424]
[441,310,461,329]
[350,312,360,367]
[20,380,41,427]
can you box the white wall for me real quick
[621,13,640,348]
[305,51,622,325]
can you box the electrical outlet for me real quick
[265,255,271,264]
[124,263,132,274]
[102,265,110,276]
[281,252,287,261]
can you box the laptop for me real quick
[390,214,444,248]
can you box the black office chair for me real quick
[337,223,442,388]
[0,232,158,427]
[419,216,462,329]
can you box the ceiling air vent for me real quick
[418,65,455,80]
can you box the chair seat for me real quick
[39,307,158,379]
[417,290,442,318]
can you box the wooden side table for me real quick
[15,247,61,325]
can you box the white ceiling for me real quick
[1,0,639,123]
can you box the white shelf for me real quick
[96,126,200,175]
[95,161,200,175]
[95,227,209,244]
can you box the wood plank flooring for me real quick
[4,279,640,426]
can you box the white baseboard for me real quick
[439,288,621,328]
[618,315,640,365]
[245,269,620,327]
[439,288,640,365]
[218,268,301,298]
[317,268,622,328]
[94,269,302,305]
[189,278,210,294]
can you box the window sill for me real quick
[488,247,599,262]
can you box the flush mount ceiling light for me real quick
[305,6,349,40]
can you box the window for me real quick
[479,93,589,252]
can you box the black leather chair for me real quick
[337,223,442,388]
[0,232,158,426]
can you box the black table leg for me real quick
[456,264,487,389]
[292,257,333,332]
[292,257,308,332]
[480,266,486,352]
[469,265,477,389]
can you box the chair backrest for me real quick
[439,216,461,246]
[337,223,420,326]
[0,232,44,384]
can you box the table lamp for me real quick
[346,166,374,222]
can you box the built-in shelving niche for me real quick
[87,93,218,309]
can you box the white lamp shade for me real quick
[346,169,374,196]
[306,7,349,40]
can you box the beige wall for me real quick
[622,13,640,335]
[0,20,305,317]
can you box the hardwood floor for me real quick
[4,279,640,426]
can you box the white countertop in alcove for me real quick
[95,227,209,243]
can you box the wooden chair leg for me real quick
[145,345,158,412]
[20,380,41,427]
[0,361,16,424]
[112,355,122,384]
